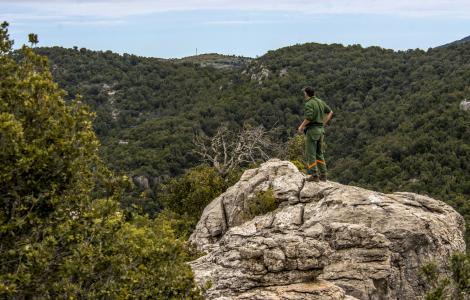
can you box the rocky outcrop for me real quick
[189,160,465,300]
[133,175,150,190]
[279,67,289,78]
[460,99,470,111]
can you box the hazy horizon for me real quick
[2,0,470,58]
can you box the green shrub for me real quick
[242,189,278,221]
[0,24,203,299]
[421,253,470,300]
[160,165,242,237]
[286,135,308,173]
[287,134,305,162]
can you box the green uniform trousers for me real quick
[305,128,327,176]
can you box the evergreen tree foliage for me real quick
[2,19,470,298]
[33,41,470,244]
[0,22,203,299]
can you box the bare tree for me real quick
[193,125,278,177]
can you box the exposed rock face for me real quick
[249,65,271,84]
[460,99,470,111]
[133,175,150,190]
[189,160,465,300]
[279,67,289,78]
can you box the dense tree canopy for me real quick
[2,19,470,297]
[35,41,470,243]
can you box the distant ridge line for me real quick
[437,35,470,48]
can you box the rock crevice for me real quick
[190,160,465,300]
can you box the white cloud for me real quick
[1,13,66,22]
[57,19,127,26]
[2,0,470,21]
[204,20,281,25]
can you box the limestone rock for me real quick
[189,159,465,300]
[230,280,352,300]
[250,65,271,84]
[133,175,149,190]
[279,67,289,78]
[460,99,470,111]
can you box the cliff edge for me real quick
[189,160,465,300]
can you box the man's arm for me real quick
[324,111,333,126]
[300,100,314,133]
[298,119,310,134]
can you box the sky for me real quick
[2,0,470,58]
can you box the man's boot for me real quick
[307,175,320,182]
[319,174,327,182]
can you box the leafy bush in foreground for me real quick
[0,22,203,299]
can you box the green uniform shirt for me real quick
[304,96,331,124]
[304,96,332,135]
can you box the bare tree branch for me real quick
[193,125,278,177]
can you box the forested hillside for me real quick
[36,43,470,238]
[439,35,470,48]
[35,47,229,179]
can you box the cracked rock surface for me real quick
[189,160,465,300]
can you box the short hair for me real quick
[302,86,315,97]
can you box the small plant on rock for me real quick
[242,189,278,221]
[286,135,306,172]
[421,253,470,300]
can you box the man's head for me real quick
[302,86,315,99]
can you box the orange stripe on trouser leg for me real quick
[316,160,326,165]
[307,161,317,169]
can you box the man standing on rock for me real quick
[298,86,333,182]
